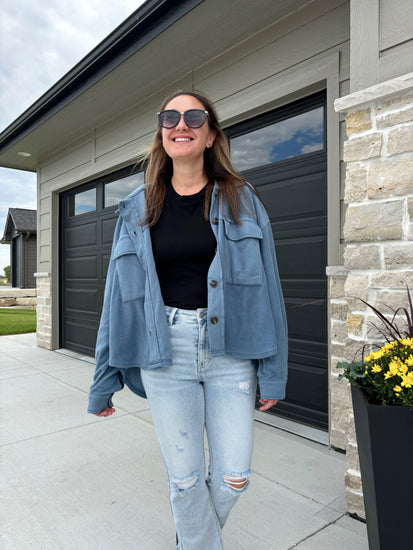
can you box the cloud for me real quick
[0,0,145,130]
[231,107,324,171]
[0,1,145,277]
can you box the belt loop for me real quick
[168,307,178,326]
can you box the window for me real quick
[104,171,145,208]
[230,106,324,172]
[69,188,96,217]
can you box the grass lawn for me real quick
[0,309,37,335]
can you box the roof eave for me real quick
[0,0,205,158]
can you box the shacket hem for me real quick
[107,358,172,369]
[224,347,277,359]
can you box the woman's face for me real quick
[161,95,216,164]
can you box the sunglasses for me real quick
[157,109,209,129]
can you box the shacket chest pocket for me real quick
[112,236,146,301]
[223,219,264,285]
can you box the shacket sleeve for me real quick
[257,220,288,400]
[87,218,125,414]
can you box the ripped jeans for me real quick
[141,307,257,550]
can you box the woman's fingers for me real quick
[94,406,116,417]
[258,399,278,411]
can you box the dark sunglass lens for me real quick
[184,110,207,128]
[159,110,180,128]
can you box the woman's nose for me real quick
[175,113,189,130]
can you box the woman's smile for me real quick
[162,95,215,162]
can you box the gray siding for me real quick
[351,0,413,92]
[38,0,350,274]
[25,236,37,288]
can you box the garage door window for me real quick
[230,106,324,172]
[69,188,96,217]
[104,171,145,208]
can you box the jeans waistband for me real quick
[165,306,208,326]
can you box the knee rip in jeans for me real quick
[171,471,199,494]
[222,471,251,494]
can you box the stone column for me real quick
[334,73,413,518]
[34,272,53,349]
[328,266,350,451]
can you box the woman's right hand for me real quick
[94,406,116,417]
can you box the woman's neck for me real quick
[171,161,208,196]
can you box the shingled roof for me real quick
[1,208,37,243]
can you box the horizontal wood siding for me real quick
[25,237,37,288]
[193,2,349,98]
[37,0,350,274]
[351,0,413,92]
[380,0,413,50]
[379,0,413,82]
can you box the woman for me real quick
[88,90,288,549]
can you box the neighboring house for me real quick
[0,0,412,517]
[1,208,37,288]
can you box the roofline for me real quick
[0,0,204,156]
[2,208,38,242]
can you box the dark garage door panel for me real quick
[61,202,116,356]
[64,287,100,313]
[244,156,328,429]
[60,167,145,356]
[276,235,327,278]
[64,319,100,354]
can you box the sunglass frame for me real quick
[157,109,209,129]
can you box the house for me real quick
[1,208,37,288]
[0,0,412,517]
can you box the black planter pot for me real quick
[351,385,413,550]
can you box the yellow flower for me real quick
[398,363,408,375]
[371,364,382,373]
[388,361,400,376]
[400,337,413,347]
[406,355,413,367]
[401,372,413,389]
[393,385,402,393]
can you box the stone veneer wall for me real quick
[0,288,37,308]
[34,273,53,349]
[333,73,413,518]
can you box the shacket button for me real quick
[210,280,218,288]
[210,316,218,325]
[212,217,219,225]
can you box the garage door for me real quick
[227,92,328,430]
[60,167,144,355]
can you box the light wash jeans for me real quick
[141,307,257,550]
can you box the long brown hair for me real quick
[142,89,250,226]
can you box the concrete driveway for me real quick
[0,333,368,549]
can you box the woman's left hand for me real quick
[258,399,278,411]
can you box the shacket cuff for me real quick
[258,379,286,401]
[87,393,114,414]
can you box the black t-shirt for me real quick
[150,183,217,309]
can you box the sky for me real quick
[0,0,146,277]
